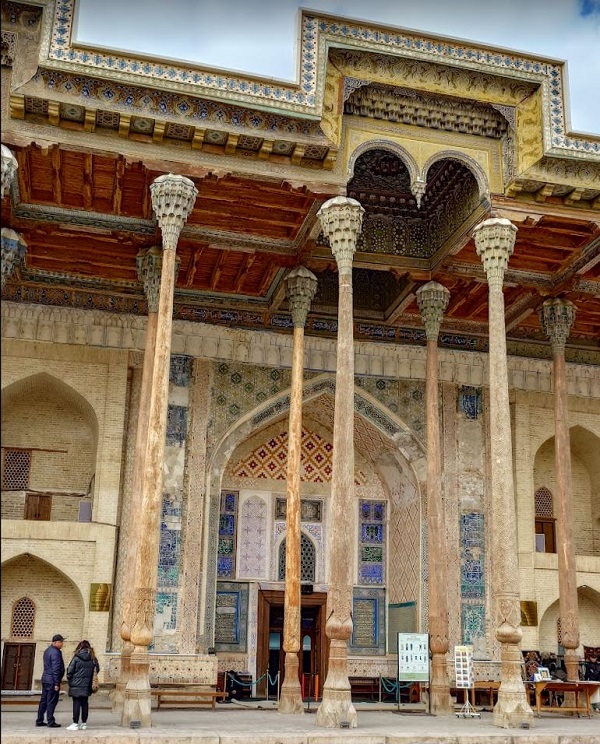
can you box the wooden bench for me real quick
[1,694,41,707]
[349,677,379,701]
[470,680,500,709]
[152,688,227,710]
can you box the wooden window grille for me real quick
[278,533,316,582]
[2,449,32,490]
[10,597,35,638]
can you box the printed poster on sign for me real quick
[454,645,474,689]
[397,633,429,682]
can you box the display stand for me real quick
[454,645,480,718]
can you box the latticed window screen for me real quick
[2,449,32,490]
[535,487,554,517]
[278,533,316,582]
[10,597,35,638]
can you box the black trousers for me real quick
[72,695,89,723]
[36,683,60,724]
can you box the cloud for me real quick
[579,0,600,18]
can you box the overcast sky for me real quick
[75,0,600,135]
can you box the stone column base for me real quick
[279,683,304,715]
[493,690,534,729]
[315,688,357,729]
[121,689,152,728]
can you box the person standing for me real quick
[65,640,100,731]
[35,634,66,728]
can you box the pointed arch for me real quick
[421,150,490,201]
[347,139,420,185]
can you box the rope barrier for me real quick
[226,670,278,690]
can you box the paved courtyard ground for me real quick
[2,698,599,743]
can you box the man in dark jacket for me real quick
[35,634,66,727]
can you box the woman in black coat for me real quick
[65,640,100,731]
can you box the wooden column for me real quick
[539,298,579,681]
[315,196,364,729]
[279,266,318,715]
[416,280,452,716]
[114,247,162,711]
[474,217,533,729]
[122,175,197,728]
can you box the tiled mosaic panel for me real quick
[169,355,193,387]
[460,513,485,598]
[166,404,188,446]
[232,427,367,484]
[350,588,386,656]
[155,591,178,635]
[458,386,482,420]
[217,491,238,578]
[356,378,426,436]
[461,603,486,645]
[358,500,386,586]
[238,495,268,578]
[215,581,249,653]
[158,497,182,587]
[209,363,294,450]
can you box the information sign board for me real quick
[397,633,429,682]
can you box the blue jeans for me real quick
[36,683,60,724]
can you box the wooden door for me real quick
[1,643,36,690]
[257,590,328,699]
[24,493,52,521]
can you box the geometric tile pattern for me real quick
[388,480,420,606]
[357,377,426,438]
[238,495,268,579]
[232,427,367,484]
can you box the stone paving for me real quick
[1,699,599,743]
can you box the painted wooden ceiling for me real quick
[2,142,599,353]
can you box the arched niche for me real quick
[1,373,98,516]
[1,553,85,645]
[202,374,427,644]
[538,586,600,653]
[533,426,599,557]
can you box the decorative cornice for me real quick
[2,301,598,392]
[33,1,598,161]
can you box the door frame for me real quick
[257,589,328,698]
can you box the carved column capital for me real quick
[317,196,364,274]
[473,217,517,289]
[539,298,576,355]
[150,173,198,250]
[416,281,450,340]
[136,246,164,312]
[1,144,18,200]
[285,265,318,328]
[1,227,27,290]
